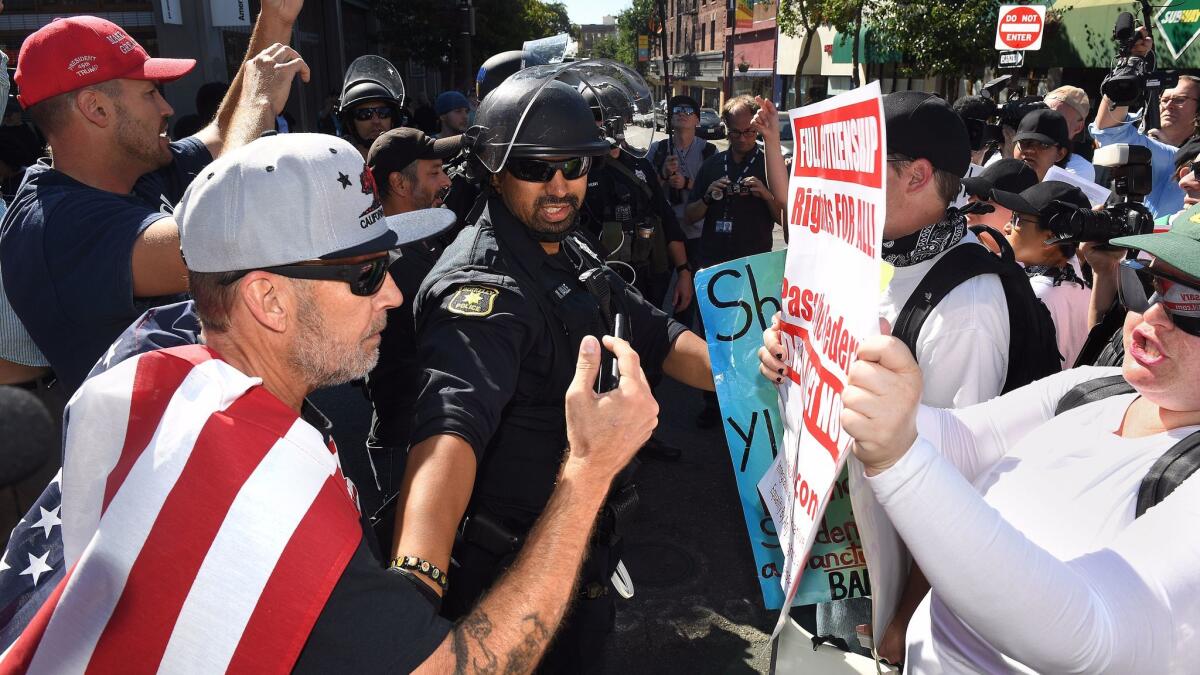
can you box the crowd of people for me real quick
[0,1,1198,673]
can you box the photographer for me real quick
[992,181,1093,367]
[1092,29,1192,217]
[685,94,784,427]
[960,158,1040,251]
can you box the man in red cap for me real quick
[0,0,308,392]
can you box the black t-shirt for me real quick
[692,147,776,265]
[0,138,211,391]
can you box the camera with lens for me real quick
[977,76,1048,149]
[1043,143,1155,245]
[726,178,753,196]
[1100,10,1157,107]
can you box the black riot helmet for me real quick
[470,69,611,174]
[567,62,654,156]
[337,56,406,147]
[476,50,547,101]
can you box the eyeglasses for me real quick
[672,105,697,116]
[353,106,394,122]
[1118,258,1200,336]
[1160,95,1199,108]
[222,252,397,297]
[506,156,593,182]
[1008,212,1042,229]
[727,127,757,138]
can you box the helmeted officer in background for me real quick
[392,62,715,673]
[579,76,694,318]
[338,55,407,159]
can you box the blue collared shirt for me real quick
[1089,115,1186,218]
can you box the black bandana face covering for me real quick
[882,209,969,268]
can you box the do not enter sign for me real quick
[994,4,1046,51]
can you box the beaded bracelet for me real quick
[390,555,448,590]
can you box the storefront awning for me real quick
[1030,0,1200,69]
[830,27,900,65]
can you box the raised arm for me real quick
[415,336,658,673]
[751,96,790,210]
[194,0,307,157]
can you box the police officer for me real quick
[392,69,715,673]
[338,55,407,159]
[579,80,695,316]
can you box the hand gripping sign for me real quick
[758,83,885,635]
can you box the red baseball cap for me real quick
[15,16,195,108]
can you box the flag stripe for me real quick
[227,475,361,674]
[59,355,141,568]
[101,350,200,513]
[156,414,346,673]
[84,391,299,673]
[27,358,257,675]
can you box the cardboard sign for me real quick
[995,4,1045,51]
[762,83,886,634]
[695,252,870,609]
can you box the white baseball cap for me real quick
[176,133,457,273]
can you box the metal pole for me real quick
[459,0,474,91]
[724,0,735,102]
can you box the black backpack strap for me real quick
[1136,432,1200,517]
[892,244,989,357]
[967,224,1017,265]
[1053,375,1134,415]
[702,141,717,160]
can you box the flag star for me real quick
[51,469,62,487]
[0,550,9,573]
[31,505,61,539]
[337,172,352,189]
[20,551,53,585]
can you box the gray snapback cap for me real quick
[176,133,457,273]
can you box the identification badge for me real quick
[715,219,734,234]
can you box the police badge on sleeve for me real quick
[447,286,500,317]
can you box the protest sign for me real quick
[696,252,869,609]
[1043,165,1112,207]
[759,83,886,633]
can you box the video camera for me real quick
[978,75,1048,149]
[1100,9,1158,107]
[1043,143,1155,245]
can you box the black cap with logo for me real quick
[1013,109,1070,148]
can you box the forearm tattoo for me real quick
[451,612,550,675]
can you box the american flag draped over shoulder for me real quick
[0,343,362,674]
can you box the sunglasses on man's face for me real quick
[223,252,397,297]
[672,105,697,116]
[506,156,593,183]
[354,106,394,122]
[1118,258,1200,337]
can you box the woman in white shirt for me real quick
[759,220,1200,672]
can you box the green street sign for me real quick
[1157,1,1200,60]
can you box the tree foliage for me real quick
[865,0,1001,81]
[615,0,656,72]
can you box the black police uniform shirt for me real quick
[79,298,451,673]
[691,147,776,266]
[409,195,688,526]
[0,137,209,392]
[580,151,686,246]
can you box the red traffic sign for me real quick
[994,4,1045,51]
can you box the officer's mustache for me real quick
[534,195,580,212]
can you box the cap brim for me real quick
[122,57,197,84]
[990,188,1035,214]
[429,134,463,159]
[1110,231,1200,280]
[961,176,993,199]
[1013,131,1058,146]
[322,208,458,259]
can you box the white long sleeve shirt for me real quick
[867,366,1200,673]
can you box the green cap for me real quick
[1111,203,1200,280]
